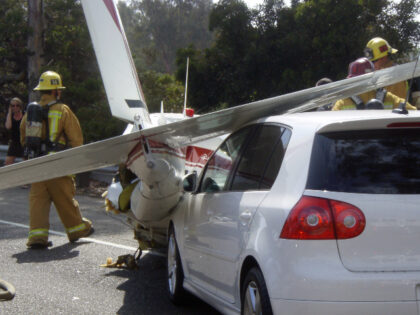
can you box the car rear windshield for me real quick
[306,129,420,194]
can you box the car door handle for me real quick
[239,210,252,226]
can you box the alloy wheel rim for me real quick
[167,234,177,295]
[244,281,261,315]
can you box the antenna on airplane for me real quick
[158,100,167,125]
[183,57,190,117]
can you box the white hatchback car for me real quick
[167,110,420,315]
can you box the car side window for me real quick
[200,126,253,193]
[230,125,288,191]
[260,128,291,189]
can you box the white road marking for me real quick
[0,219,165,257]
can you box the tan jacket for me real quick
[332,90,416,111]
[20,94,83,149]
[381,59,408,99]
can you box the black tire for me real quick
[167,226,186,304]
[241,267,273,315]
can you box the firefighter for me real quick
[363,37,408,99]
[20,71,93,249]
[332,58,416,111]
[410,77,420,109]
[315,78,333,111]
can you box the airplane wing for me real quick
[0,60,418,190]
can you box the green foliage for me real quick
[41,0,122,143]
[376,0,420,53]
[0,0,28,102]
[42,0,99,107]
[76,101,126,143]
[0,0,208,143]
[179,0,420,111]
[69,77,126,143]
[140,70,185,113]
[0,0,28,144]
[121,0,214,73]
[1,0,419,144]
[176,1,260,113]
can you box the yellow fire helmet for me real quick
[33,71,66,91]
[364,37,398,61]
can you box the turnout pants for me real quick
[27,176,92,246]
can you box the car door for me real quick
[184,124,291,303]
[183,125,253,294]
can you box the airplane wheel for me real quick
[167,226,186,304]
[241,267,273,315]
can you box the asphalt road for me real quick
[0,186,219,315]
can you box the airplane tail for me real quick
[81,0,152,129]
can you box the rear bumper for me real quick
[271,299,418,315]
[261,239,420,303]
[247,206,420,314]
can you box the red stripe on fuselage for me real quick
[185,146,213,165]
[103,0,122,33]
[126,138,214,168]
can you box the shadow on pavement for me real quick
[103,253,220,315]
[11,242,91,263]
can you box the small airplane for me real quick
[0,0,419,248]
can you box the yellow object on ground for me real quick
[100,254,140,270]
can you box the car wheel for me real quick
[167,226,186,304]
[241,267,273,315]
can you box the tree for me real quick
[27,0,44,102]
[375,0,420,54]
[0,0,28,144]
[179,0,420,111]
[123,0,214,73]
[0,0,28,104]
[176,0,258,113]
[140,70,185,113]
[1,0,197,143]
[40,0,126,143]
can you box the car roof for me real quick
[261,110,420,133]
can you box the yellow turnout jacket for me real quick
[20,94,83,150]
[381,59,408,99]
[332,90,416,111]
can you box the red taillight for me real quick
[330,200,365,239]
[280,196,334,239]
[280,196,365,240]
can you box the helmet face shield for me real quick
[363,47,374,60]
